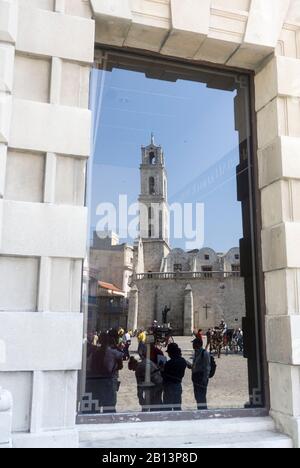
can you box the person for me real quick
[129,352,163,412]
[137,328,147,358]
[162,343,187,411]
[86,332,123,414]
[162,305,170,324]
[194,329,203,340]
[219,320,228,335]
[150,341,165,366]
[92,331,99,347]
[122,329,131,361]
[191,337,211,411]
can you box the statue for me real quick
[162,305,171,325]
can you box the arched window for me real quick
[149,177,155,195]
[149,152,156,165]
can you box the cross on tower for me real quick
[203,304,211,320]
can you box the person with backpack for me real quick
[191,337,214,411]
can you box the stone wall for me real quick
[0,0,94,448]
[135,276,245,333]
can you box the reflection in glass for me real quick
[80,53,263,416]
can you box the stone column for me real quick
[128,285,139,331]
[255,55,300,448]
[184,284,194,336]
[0,387,13,448]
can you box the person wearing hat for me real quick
[191,337,211,410]
[162,343,187,411]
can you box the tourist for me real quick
[122,329,132,361]
[128,353,163,412]
[191,337,211,410]
[150,341,165,366]
[137,328,147,358]
[86,332,123,414]
[162,343,187,411]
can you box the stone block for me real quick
[0,44,14,92]
[263,222,300,271]
[258,137,300,189]
[0,0,18,44]
[0,312,83,371]
[269,363,300,416]
[0,373,32,432]
[261,180,290,228]
[0,94,11,143]
[92,0,132,47]
[13,54,51,103]
[17,7,95,63]
[10,99,91,157]
[0,144,7,198]
[261,223,287,272]
[244,0,290,49]
[0,388,12,445]
[0,200,87,258]
[266,316,300,365]
[5,150,45,203]
[265,269,300,316]
[0,256,39,312]
[161,0,210,58]
[49,258,82,313]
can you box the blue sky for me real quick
[89,68,243,253]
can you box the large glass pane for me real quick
[80,52,263,417]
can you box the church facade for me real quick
[128,138,245,335]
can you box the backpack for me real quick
[200,349,217,379]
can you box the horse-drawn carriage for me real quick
[152,325,174,349]
[208,328,244,358]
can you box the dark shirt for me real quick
[162,357,187,385]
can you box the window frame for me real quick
[77,47,269,423]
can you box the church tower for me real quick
[138,135,170,272]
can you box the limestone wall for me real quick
[136,277,245,333]
[0,0,94,448]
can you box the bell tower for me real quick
[138,135,170,272]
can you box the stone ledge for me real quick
[12,428,78,449]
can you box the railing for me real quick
[135,271,241,281]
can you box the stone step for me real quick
[79,417,293,448]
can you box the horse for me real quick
[208,328,223,359]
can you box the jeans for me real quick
[163,383,183,411]
[193,382,208,410]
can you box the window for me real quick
[232,265,240,275]
[202,266,213,278]
[80,50,265,419]
[149,177,155,195]
[149,152,156,165]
